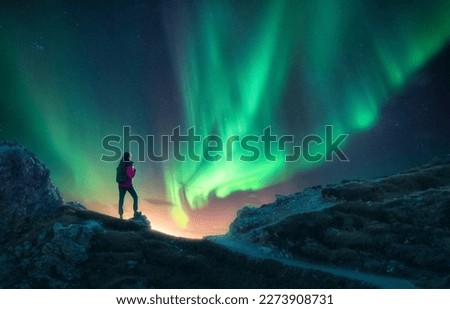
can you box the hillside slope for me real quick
[217,155,450,288]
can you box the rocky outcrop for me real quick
[228,187,334,244]
[0,142,63,241]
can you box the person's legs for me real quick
[118,187,126,218]
[127,187,139,213]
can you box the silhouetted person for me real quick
[117,152,139,219]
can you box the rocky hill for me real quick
[2,141,449,288]
[218,155,450,288]
[0,141,370,288]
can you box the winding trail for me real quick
[210,236,416,289]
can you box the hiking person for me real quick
[116,152,139,219]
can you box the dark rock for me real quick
[51,220,104,263]
[64,202,87,211]
[0,141,62,240]
[130,212,151,229]
[228,187,334,242]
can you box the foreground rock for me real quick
[0,142,368,288]
[0,142,63,241]
[224,155,450,288]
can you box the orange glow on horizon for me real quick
[84,197,258,239]
[72,181,301,239]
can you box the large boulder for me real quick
[0,141,63,240]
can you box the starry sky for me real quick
[1,0,450,238]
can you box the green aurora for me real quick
[163,0,450,227]
[1,1,450,229]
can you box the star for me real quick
[33,41,45,51]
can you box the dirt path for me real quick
[210,236,416,289]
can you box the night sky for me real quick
[1,0,450,238]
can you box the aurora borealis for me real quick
[164,0,450,227]
[1,0,450,237]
